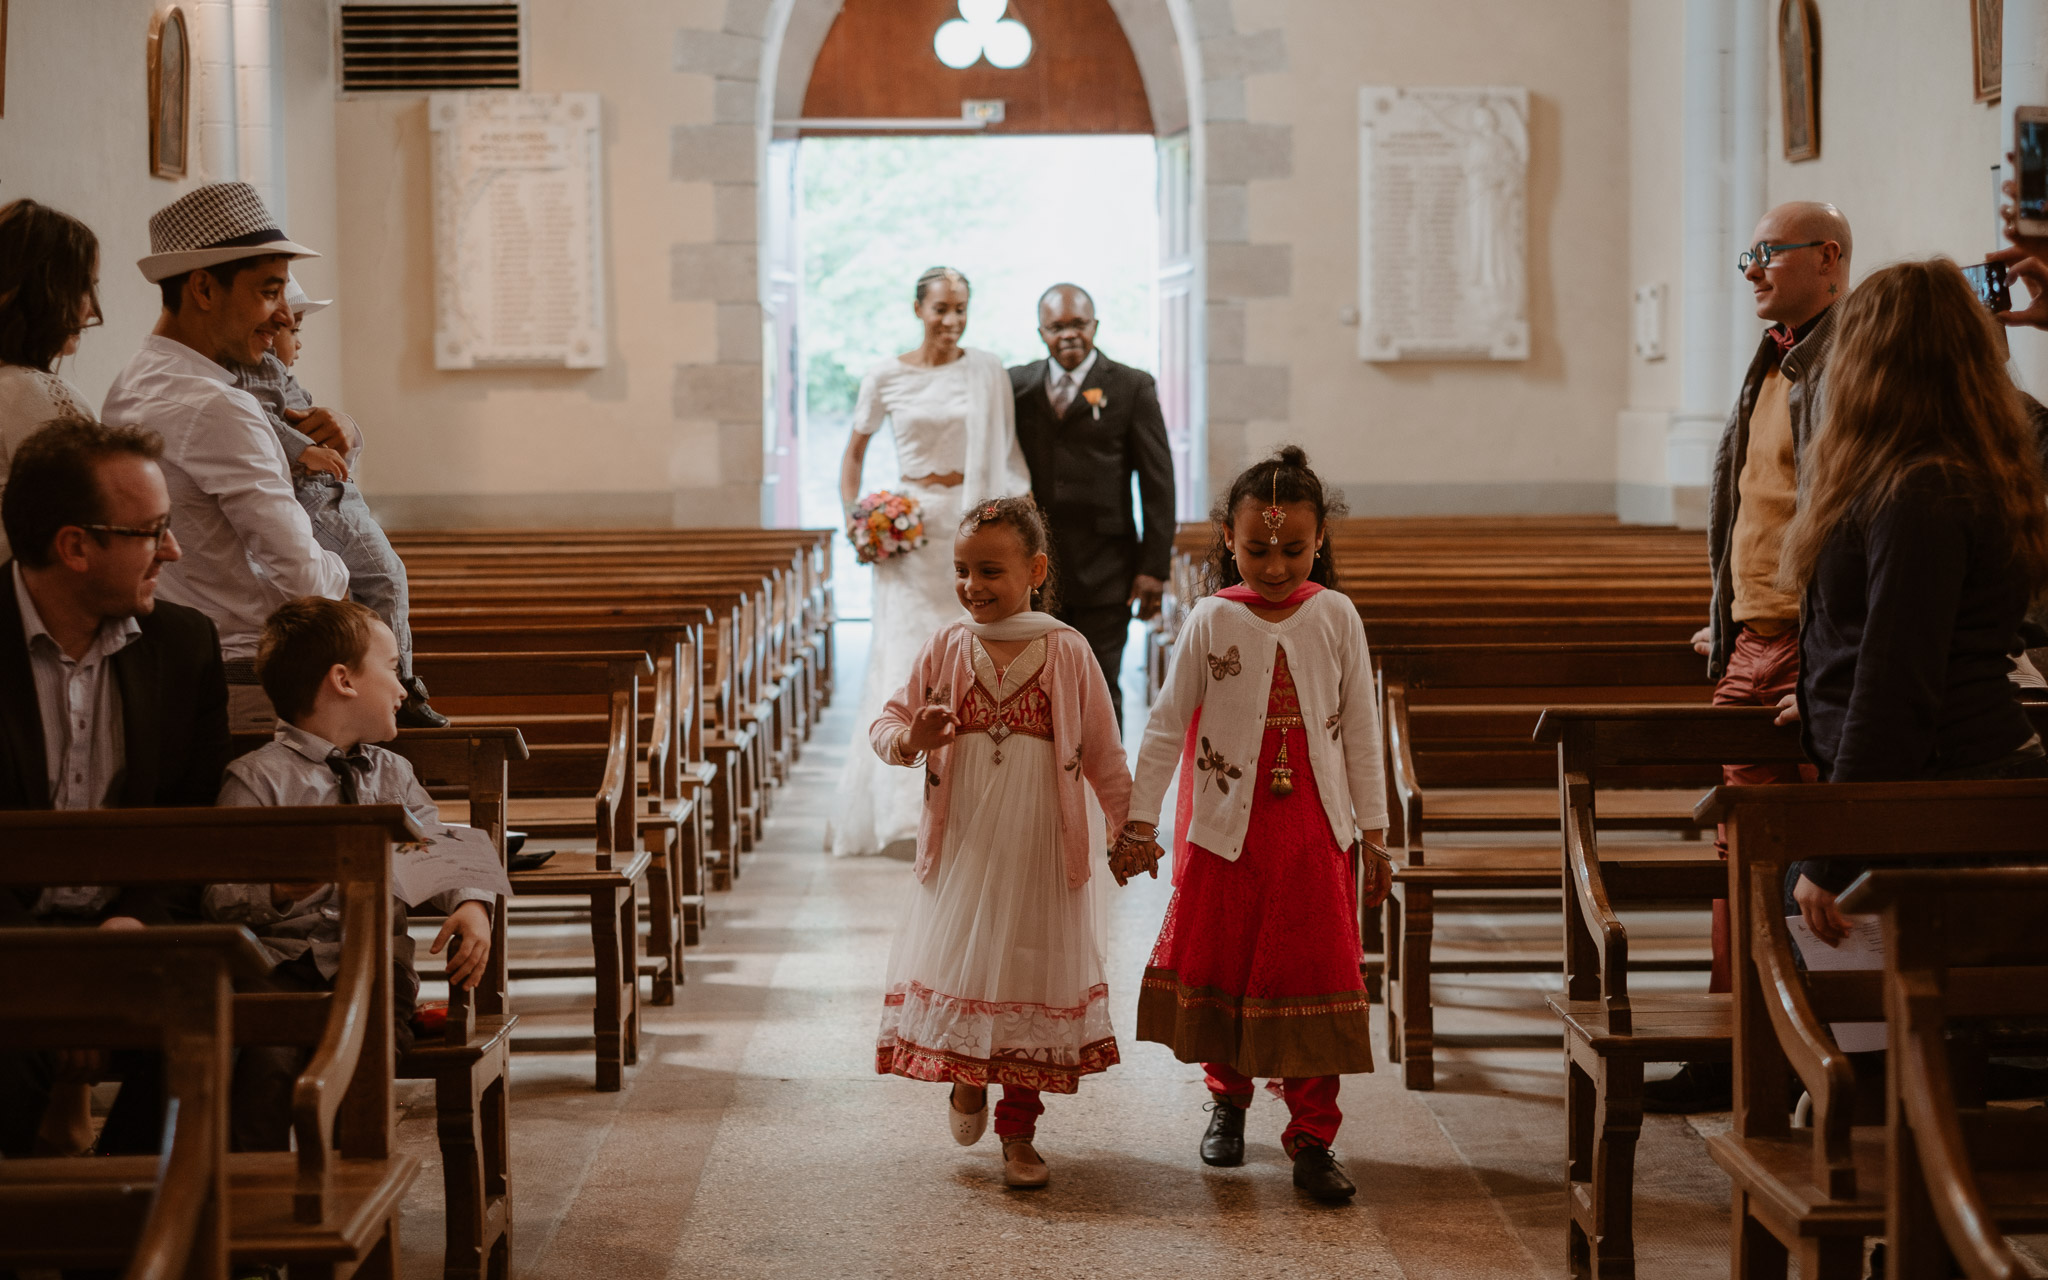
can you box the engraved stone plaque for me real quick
[1358,86,1529,362]
[431,91,606,370]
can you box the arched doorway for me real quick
[752,0,1208,535]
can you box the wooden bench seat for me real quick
[1703,780,2048,1279]
[0,807,425,1280]
[1838,866,2048,1278]
[412,651,656,1086]
[0,925,270,1280]
[1380,645,1714,1091]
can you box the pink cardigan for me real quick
[870,621,1132,888]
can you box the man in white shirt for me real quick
[101,182,348,731]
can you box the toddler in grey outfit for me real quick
[234,277,445,727]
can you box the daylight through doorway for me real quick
[794,133,1160,619]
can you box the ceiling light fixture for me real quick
[934,0,1032,71]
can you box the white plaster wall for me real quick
[1235,0,1632,512]
[0,0,209,405]
[1763,0,2002,277]
[1616,0,1686,519]
[335,0,732,524]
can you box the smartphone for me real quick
[2018,106,2048,236]
[1963,260,2012,314]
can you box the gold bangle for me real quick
[1360,840,1395,864]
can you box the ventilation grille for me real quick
[340,4,521,92]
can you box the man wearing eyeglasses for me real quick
[1010,283,1176,727]
[0,417,230,1157]
[1645,202,1852,1114]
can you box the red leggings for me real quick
[992,1085,1043,1139]
[1204,1064,1342,1152]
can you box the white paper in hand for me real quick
[389,823,513,907]
[1785,914,1886,1053]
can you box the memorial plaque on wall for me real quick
[1357,86,1529,362]
[431,92,605,370]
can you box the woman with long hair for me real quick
[829,266,1032,857]
[1779,257,2048,937]
[0,199,103,560]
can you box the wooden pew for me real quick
[1379,642,1714,1090]
[0,925,270,1280]
[411,651,653,1090]
[0,806,424,1279]
[1702,779,2048,1280]
[412,608,726,904]
[1535,705,1805,1280]
[386,727,525,1280]
[412,580,772,859]
[1836,866,2048,1280]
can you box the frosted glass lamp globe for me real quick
[958,0,1006,24]
[934,19,981,69]
[983,18,1032,69]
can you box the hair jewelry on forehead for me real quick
[978,503,1000,525]
[1261,470,1286,545]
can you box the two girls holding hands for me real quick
[870,448,1387,1204]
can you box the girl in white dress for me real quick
[870,498,1131,1188]
[0,199,103,563]
[831,267,1031,857]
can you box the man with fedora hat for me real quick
[102,181,350,732]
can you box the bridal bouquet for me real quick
[847,490,927,565]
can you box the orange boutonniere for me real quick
[1081,387,1106,420]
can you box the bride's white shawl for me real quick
[959,347,1033,507]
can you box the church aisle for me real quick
[390,624,1732,1280]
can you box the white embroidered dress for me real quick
[830,348,1029,857]
[875,636,1117,1092]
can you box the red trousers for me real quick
[993,1085,1042,1139]
[1204,1063,1342,1152]
[1709,625,1818,992]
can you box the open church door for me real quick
[1157,132,1201,520]
[763,137,802,526]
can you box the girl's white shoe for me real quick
[948,1085,988,1146]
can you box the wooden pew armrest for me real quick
[1385,682,1423,852]
[291,880,382,1224]
[1746,870,1859,1198]
[1561,769,1631,1024]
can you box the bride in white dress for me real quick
[830,267,1032,857]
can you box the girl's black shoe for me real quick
[1200,1098,1246,1166]
[1290,1141,1356,1202]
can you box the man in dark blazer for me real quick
[1010,284,1175,725]
[0,417,230,1157]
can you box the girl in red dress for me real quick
[1110,446,1392,1203]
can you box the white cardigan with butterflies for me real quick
[1130,588,1388,863]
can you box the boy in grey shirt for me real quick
[233,277,445,727]
[206,596,493,1149]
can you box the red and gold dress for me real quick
[1136,646,1374,1078]
[875,636,1118,1093]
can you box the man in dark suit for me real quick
[0,417,230,1157]
[1010,284,1175,725]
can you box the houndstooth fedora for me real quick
[137,181,320,283]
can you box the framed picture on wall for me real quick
[1779,0,1820,162]
[1974,0,2003,103]
[148,7,188,179]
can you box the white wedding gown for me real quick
[829,349,1029,857]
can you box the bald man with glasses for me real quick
[1648,202,1851,1114]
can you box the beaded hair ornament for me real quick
[1261,470,1286,545]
